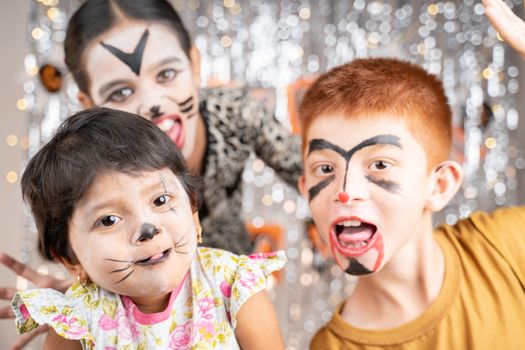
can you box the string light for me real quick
[6,135,18,147]
[6,171,18,184]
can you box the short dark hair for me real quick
[65,0,191,94]
[21,107,201,262]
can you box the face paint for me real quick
[329,221,384,275]
[100,29,149,75]
[86,23,202,159]
[307,135,402,200]
[364,175,401,193]
[167,95,196,119]
[346,259,372,275]
[306,136,399,275]
[159,175,177,214]
[149,105,162,119]
[304,115,433,278]
[137,222,160,242]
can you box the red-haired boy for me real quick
[299,58,525,349]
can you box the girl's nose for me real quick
[136,222,162,243]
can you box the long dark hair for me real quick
[64,0,191,94]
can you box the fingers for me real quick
[0,305,15,318]
[9,324,49,350]
[0,286,17,300]
[483,0,525,58]
[0,253,42,284]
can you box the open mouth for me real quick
[155,115,185,149]
[135,248,172,266]
[331,219,377,256]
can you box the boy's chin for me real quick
[335,251,382,276]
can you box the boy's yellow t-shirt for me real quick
[310,207,525,349]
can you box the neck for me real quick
[130,292,171,314]
[186,112,207,175]
[341,212,445,329]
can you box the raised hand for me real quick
[483,0,525,59]
[0,253,71,350]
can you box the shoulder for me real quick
[199,87,248,110]
[309,319,346,350]
[436,206,525,286]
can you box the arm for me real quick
[240,91,303,188]
[234,290,285,350]
[483,0,525,58]
[43,328,82,350]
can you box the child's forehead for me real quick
[306,112,416,141]
[87,168,180,194]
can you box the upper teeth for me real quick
[340,220,361,227]
[158,119,174,132]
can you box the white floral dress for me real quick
[12,248,286,349]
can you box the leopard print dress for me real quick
[198,87,302,254]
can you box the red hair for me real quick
[299,58,452,168]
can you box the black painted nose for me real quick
[137,222,161,242]
[150,105,162,119]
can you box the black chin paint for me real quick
[307,135,402,200]
[101,29,149,75]
[345,258,373,275]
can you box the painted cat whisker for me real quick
[115,269,135,284]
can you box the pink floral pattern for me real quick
[12,247,286,349]
[169,320,193,349]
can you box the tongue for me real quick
[338,226,374,243]
[149,252,164,261]
[166,122,183,148]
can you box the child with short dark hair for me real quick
[298,58,525,348]
[12,108,286,350]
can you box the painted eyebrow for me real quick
[307,135,402,160]
[140,178,181,197]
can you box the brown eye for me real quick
[157,68,178,83]
[371,160,390,171]
[101,215,120,227]
[107,87,133,103]
[321,165,333,173]
[154,194,170,206]
[313,163,334,177]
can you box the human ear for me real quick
[425,161,463,212]
[77,91,95,108]
[189,46,201,87]
[55,255,88,282]
[192,211,203,243]
[192,211,201,230]
[298,174,307,198]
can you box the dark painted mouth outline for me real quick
[134,248,172,266]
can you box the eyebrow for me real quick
[146,55,185,74]
[96,56,185,98]
[98,79,131,98]
[307,135,402,161]
[86,178,180,214]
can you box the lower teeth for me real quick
[342,241,367,248]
